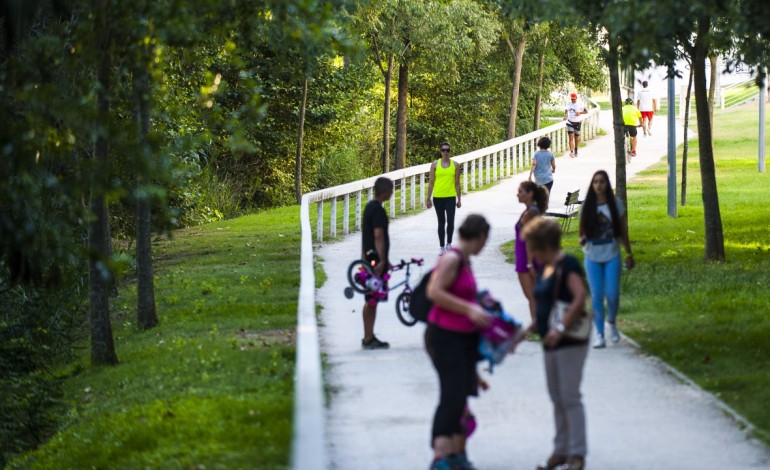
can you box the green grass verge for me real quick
[501,103,770,444]
[11,209,301,469]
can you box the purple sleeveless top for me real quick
[428,250,478,333]
[515,205,540,273]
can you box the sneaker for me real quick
[446,243,453,252]
[648,129,652,136]
[630,151,636,157]
[362,336,390,350]
[449,453,477,470]
[574,148,579,157]
[428,457,453,470]
[569,151,575,158]
[439,246,446,256]
[536,454,567,470]
[610,323,621,343]
[563,455,585,470]
[593,335,606,349]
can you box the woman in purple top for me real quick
[515,181,549,326]
[425,214,492,470]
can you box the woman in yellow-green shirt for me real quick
[427,142,462,255]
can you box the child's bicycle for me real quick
[344,257,425,327]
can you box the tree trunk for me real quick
[90,0,118,365]
[708,54,717,132]
[135,51,158,331]
[681,67,694,206]
[533,37,548,131]
[692,21,725,261]
[295,77,308,203]
[394,61,408,170]
[506,35,527,139]
[382,55,393,173]
[607,39,627,205]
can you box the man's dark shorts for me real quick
[566,121,582,135]
[624,125,638,137]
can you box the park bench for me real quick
[545,189,582,233]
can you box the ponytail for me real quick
[534,185,549,213]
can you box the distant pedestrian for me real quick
[360,176,394,350]
[425,214,492,470]
[636,80,657,136]
[564,92,588,157]
[427,142,462,256]
[514,181,549,327]
[529,136,556,192]
[579,170,634,349]
[522,217,589,470]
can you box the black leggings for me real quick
[425,324,479,443]
[433,197,456,247]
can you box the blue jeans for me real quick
[584,254,621,336]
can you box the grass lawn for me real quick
[503,103,770,444]
[11,209,301,469]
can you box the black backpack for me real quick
[410,254,464,323]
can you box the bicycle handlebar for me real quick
[393,257,425,270]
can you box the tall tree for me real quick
[89,0,118,365]
[503,20,527,139]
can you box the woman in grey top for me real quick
[579,170,634,349]
[529,136,556,192]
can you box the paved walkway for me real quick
[316,112,770,469]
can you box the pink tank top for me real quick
[428,252,478,333]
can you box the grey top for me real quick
[582,196,626,263]
[532,150,555,185]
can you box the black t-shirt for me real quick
[362,200,389,263]
[533,254,586,348]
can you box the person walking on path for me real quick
[523,217,590,470]
[425,214,492,470]
[529,136,556,192]
[622,98,642,157]
[427,142,462,255]
[636,80,657,136]
[360,177,394,350]
[564,93,588,158]
[514,181,549,327]
[579,170,634,349]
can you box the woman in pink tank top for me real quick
[425,214,492,470]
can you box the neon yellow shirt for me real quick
[622,104,641,126]
[433,160,457,198]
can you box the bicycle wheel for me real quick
[396,291,417,326]
[347,260,373,294]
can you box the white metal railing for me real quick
[292,98,600,469]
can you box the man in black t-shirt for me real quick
[360,177,394,350]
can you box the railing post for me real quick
[476,157,484,189]
[472,159,477,190]
[400,177,406,214]
[421,172,426,206]
[493,151,499,180]
[463,162,468,194]
[389,192,396,218]
[330,197,337,239]
[410,175,416,210]
[316,201,324,242]
[368,187,373,202]
[355,190,362,231]
[343,194,350,235]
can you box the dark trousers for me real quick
[425,324,479,442]
[433,197,456,247]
